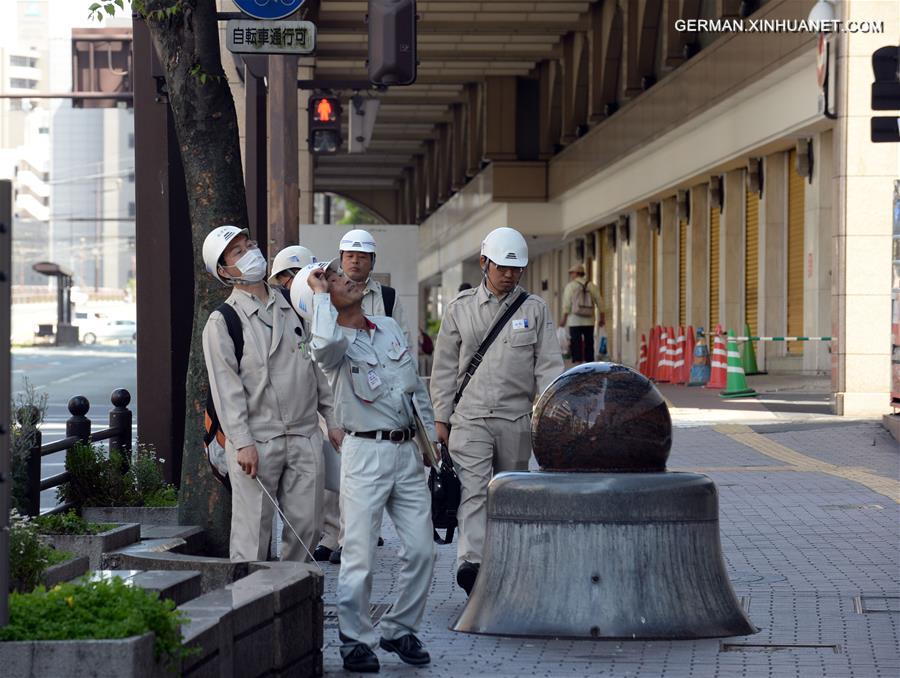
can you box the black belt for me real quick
[347,428,415,442]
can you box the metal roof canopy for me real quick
[312,0,597,195]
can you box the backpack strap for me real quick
[217,303,244,366]
[381,284,396,318]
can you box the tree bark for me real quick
[143,0,245,555]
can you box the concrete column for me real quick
[721,169,744,335]
[483,76,517,161]
[761,152,787,368]
[803,129,833,374]
[831,0,897,415]
[629,209,650,367]
[440,260,482,308]
[688,184,709,330]
[660,198,679,327]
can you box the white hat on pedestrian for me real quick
[202,225,250,284]
[290,259,341,321]
[268,245,318,284]
[339,228,377,255]
[481,227,528,267]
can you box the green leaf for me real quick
[88,2,101,10]
[104,3,115,15]
[114,0,124,8]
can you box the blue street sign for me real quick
[234,0,306,21]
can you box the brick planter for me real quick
[83,506,179,526]
[0,632,168,678]
[40,523,140,570]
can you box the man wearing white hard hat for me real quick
[292,261,437,673]
[268,244,317,290]
[314,228,409,566]
[200,226,342,562]
[430,226,563,596]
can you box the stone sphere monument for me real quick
[452,362,756,640]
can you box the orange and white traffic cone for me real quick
[671,325,686,385]
[656,326,670,382]
[638,334,649,377]
[705,326,728,389]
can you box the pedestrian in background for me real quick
[561,262,603,364]
[201,226,342,563]
[295,260,437,673]
[430,227,563,596]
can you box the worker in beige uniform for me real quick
[293,260,436,673]
[315,228,407,564]
[430,227,564,595]
[268,244,317,291]
[561,262,603,364]
[201,226,343,562]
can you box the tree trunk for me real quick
[143,0,245,555]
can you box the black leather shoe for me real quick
[343,643,380,673]
[313,545,333,562]
[379,634,430,666]
[329,546,342,564]
[456,561,480,596]
[377,536,384,547]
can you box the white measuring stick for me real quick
[255,476,323,572]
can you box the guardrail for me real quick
[17,389,133,517]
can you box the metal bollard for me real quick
[108,388,133,467]
[16,406,42,517]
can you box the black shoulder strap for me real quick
[453,290,529,406]
[382,284,396,318]
[217,303,243,366]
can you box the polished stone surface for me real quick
[532,362,672,471]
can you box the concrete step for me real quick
[100,550,251,593]
[89,569,203,605]
[139,524,205,554]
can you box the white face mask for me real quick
[232,248,267,283]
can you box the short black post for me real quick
[66,396,91,444]
[16,406,42,517]
[108,389,133,467]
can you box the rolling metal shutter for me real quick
[745,188,759,337]
[679,218,687,327]
[787,149,805,355]
[709,206,720,332]
[651,228,659,325]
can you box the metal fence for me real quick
[17,389,133,517]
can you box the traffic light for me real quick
[308,94,342,154]
[871,45,899,143]
[367,0,417,86]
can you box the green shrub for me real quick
[58,443,177,509]
[0,577,192,666]
[9,511,72,593]
[34,510,115,535]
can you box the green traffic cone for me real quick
[740,323,765,376]
[721,330,758,399]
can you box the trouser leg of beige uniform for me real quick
[277,431,324,562]
[319,489,342,551]
[226,437,284,562]
[449,414,531,570]
[337,436,434,654]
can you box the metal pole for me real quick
[0,179,13,625]
[108,389,133,467]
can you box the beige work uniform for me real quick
[202,286,338,562]
[430,283,564,569]
[319,277,410,551]
[310,293,436,655]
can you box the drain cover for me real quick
[854,596,900,614]
[721,643,842,654]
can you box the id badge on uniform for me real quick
[367,369,383,390]
[512,318,529,330]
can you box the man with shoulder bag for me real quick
[430,227,564,595]
[561,262,603,364]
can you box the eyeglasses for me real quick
[221,239,259,266]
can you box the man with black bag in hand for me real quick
[430,227,564,596]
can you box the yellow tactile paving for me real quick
[713,424,900,504]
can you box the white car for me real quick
[81,318,137,345]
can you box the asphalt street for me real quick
[12,343,137,511]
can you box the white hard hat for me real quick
[339,228,377,255]
[268,245,318,284]
[203,225,250,284]
[481,227,528,267]
[290,259,340,322]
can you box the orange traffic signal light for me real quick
[316,98,335,123]
[309,94,342,154]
